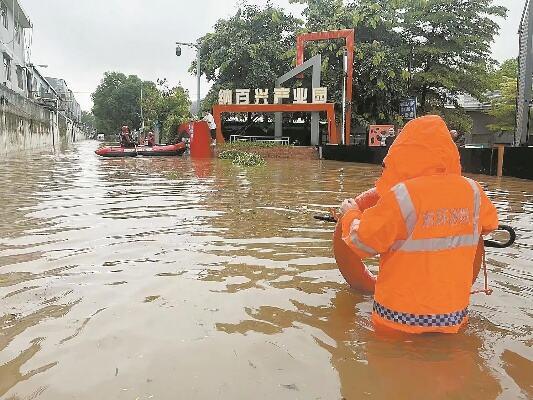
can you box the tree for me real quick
[194,0,506,132]
[92,72,144,133]
[81,111,96,131]
[291,0,409,126]
[399,0,506,112]
[193,2,302,110]
[157,83,192,143]
[294,0,506,129]
[91,73,191,141]
[487,59,518,133]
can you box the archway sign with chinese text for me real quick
[213,87,338,146]
[212,97,338,146]
[218,87,328,106]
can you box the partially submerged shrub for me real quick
[218,150,265,167]
[220,141,290,150]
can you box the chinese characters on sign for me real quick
[218,87,328,105]
[400,98,417,120]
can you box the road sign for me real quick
[400,98,417,120]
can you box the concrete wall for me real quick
[0,84,85,157]
[322,144,533,180]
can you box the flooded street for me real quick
[1,141,532,400]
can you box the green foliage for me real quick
[91,73,191,140]
[294,0,505,125]
[398,0,506,111]
[353,41,408,126]
[91,72,144,133]
[194,0,506,129]
[81,111,96,131]
[218,150,266,167]
[193,2,302,111]
[487,59,518,89]
[487,59,518,133]
[156,81,192,143]
[429,107,473,134]
[220,141,289,150]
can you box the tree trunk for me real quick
[420,86,427,114]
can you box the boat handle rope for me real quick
[314,215,516,250]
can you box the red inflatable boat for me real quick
[95,143,187,158]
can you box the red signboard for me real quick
[368,125,394,147]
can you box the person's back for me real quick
[120,126,133,147]
[147,132,155,147]
[340,115,498,334]
[203,112,217,140]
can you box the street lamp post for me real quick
[176,41,201,116]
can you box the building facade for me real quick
[0,0,82,125]
[517,0,533,146]
[0,0,87,155]
[27,64,57,100]
[0,0,31,96]
[45,77,82,124]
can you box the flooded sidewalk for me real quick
[1,141,532,399]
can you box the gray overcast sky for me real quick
[22,0,524,111]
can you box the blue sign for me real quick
[400,98,417,120]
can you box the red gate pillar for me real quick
[213,106,225,144]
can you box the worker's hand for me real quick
[340,198,360,216]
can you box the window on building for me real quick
[16,65,24,89]
[14,21,20,44]
[3,54,11,83]
[1,2,7,30]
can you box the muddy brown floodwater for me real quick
[1,141,532,400]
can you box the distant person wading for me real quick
[203,111,217,140]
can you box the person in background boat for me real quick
[120,126,134,148]
[339,115,498,334]
[147,131,156,147]
[203,111,217,141]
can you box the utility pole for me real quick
[176,41,202,116]
[342,50,348,145]
[140,82,144,131]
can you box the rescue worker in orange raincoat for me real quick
[339,115,498,334]
[147,132,156,147]
[120,126,134,148]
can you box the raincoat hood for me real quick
[376,115,461,196]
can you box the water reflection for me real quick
[0,141,531,399]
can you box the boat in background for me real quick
[95,142,187,158]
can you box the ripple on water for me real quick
[0,142,531,400]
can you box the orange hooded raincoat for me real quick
[341,115,499,334]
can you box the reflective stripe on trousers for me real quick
[391,178,481,252]
[373,301,468,327]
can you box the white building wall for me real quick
[0,0,30,96]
